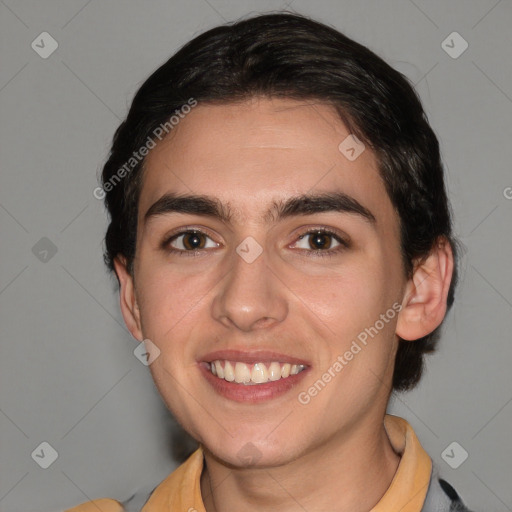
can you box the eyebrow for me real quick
[143,191,376,226]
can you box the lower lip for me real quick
[199,363,310,403]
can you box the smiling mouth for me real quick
[206,360,307,385]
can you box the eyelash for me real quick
[161,227,350,258]
[294,228,350,258]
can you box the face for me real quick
[119,97,409,467]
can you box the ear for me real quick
[113,255,143,342]
[396,237,454,341]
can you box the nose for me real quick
[211,243,288,332]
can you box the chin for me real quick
[203,433,301,469]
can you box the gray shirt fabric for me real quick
[422,464,473,512]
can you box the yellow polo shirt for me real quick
[66,414,432,512]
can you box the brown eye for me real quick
[291,228,349,258]
[295,230,342,251]
[167,230,218,252]
[182,232,206,250]
[307,231,334,250]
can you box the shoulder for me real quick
[63,482,160,512]
[64,498,125,512]
[64,447,204,511]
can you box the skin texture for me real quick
[114,97,454,512]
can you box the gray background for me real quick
[1,1,511,511]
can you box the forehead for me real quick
[138,97,394,228]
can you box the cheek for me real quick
[290,254,392,340]
[134,265,212,414]
[135,258,217,337]
[296,263,401,401]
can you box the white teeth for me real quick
[224,361,235,382]
[268,362,282,381]
[235,362,251,383]
[251,363,268,383]
[214,360,224,379]
[209,360,306,385]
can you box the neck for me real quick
[200,414,400,512]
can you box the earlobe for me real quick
[113,255,143,341]
[396,237,454,341]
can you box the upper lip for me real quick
[199,349,310,366]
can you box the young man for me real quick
[68,12,473,512]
